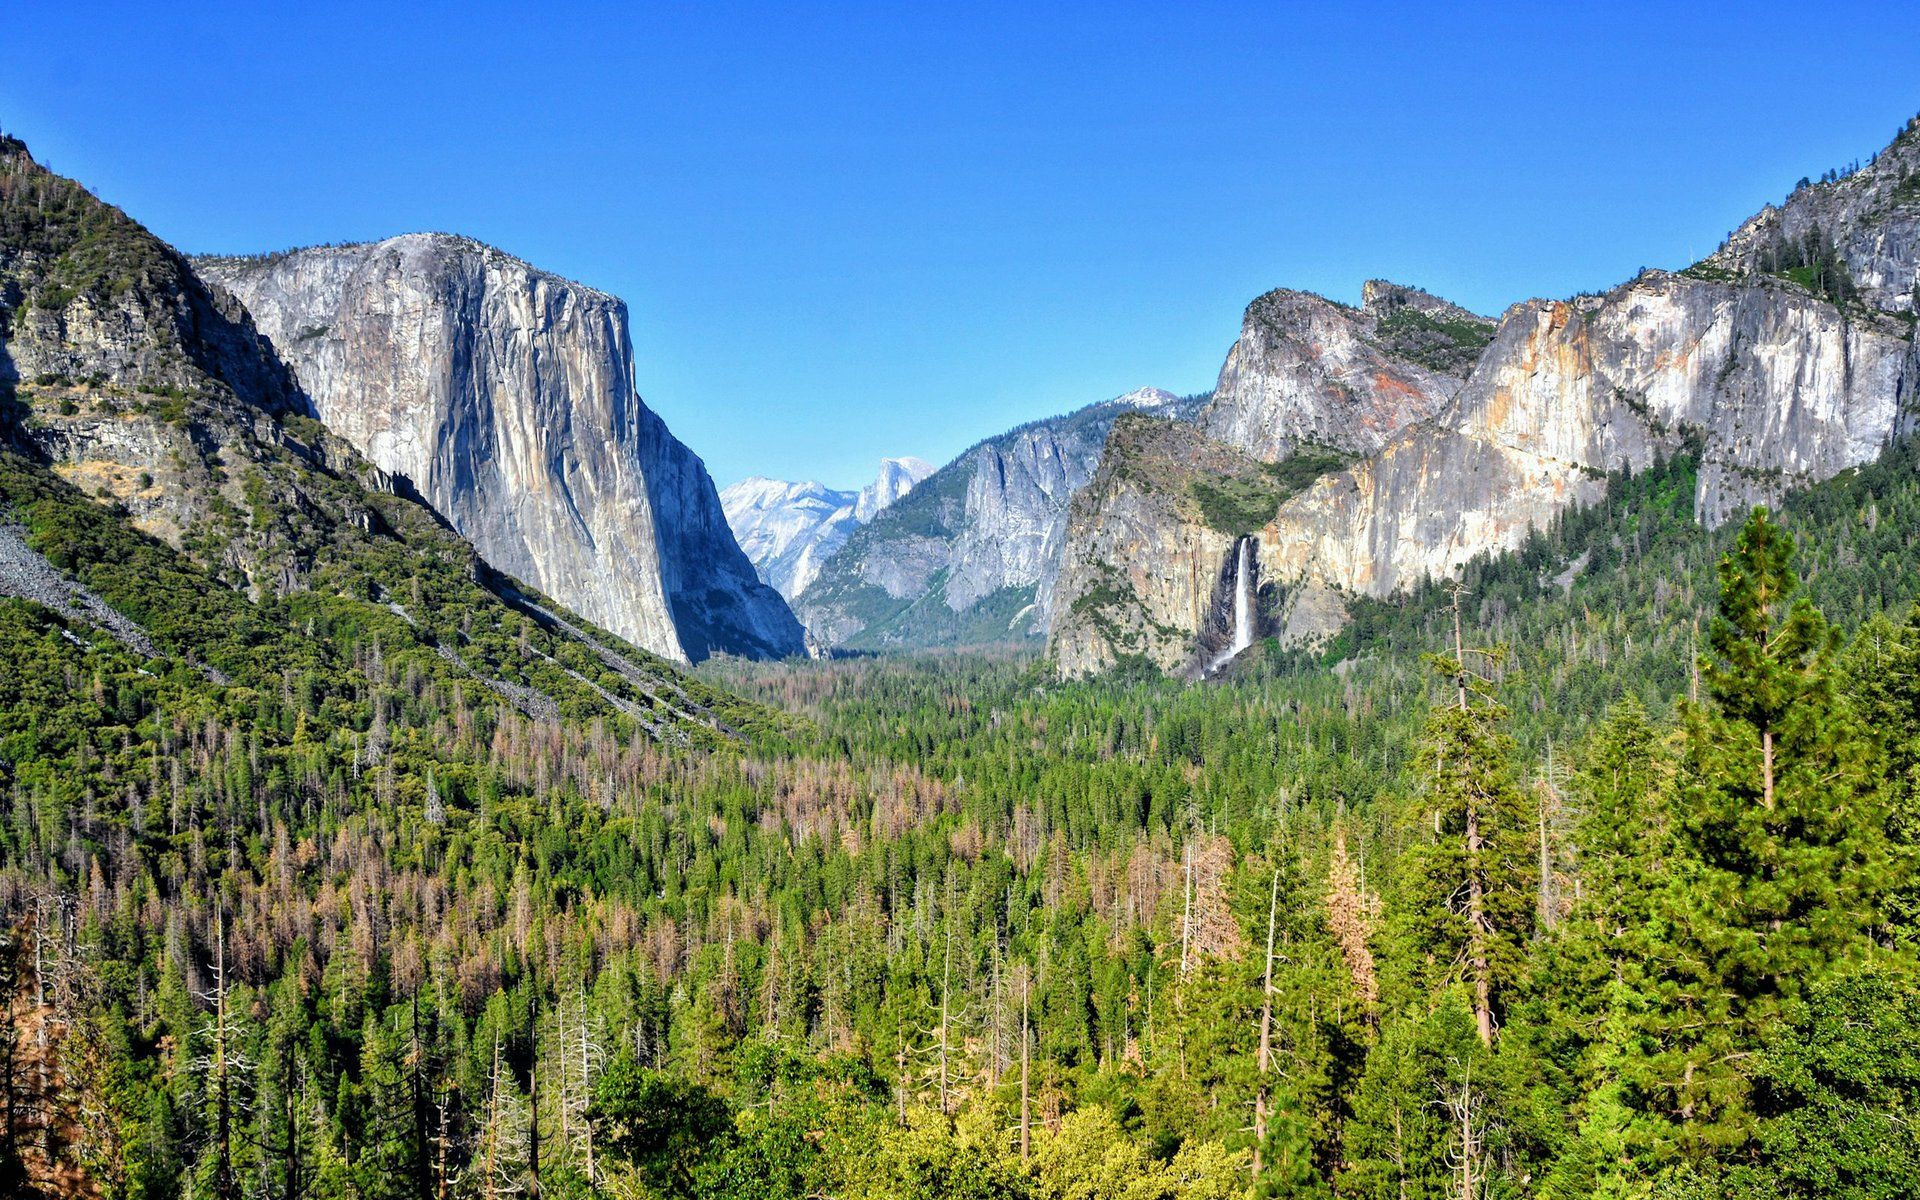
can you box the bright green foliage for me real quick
[1341,997,1491,1200]
[1029,1106,1248,1200]
[1641,510,1892,1153]
[1712,969,1920,1198]
[5,361,1920,1197]
[1391,644,1537,1043]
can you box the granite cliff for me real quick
[0,135,759,739]
[1048,415,1282,676]
[1199,281,1490,461]
[1049,284,1477,676]
[795,387,1201,651]
[1706,114,1920,314]
[1050,118,1920,677]
[196,235,803,663]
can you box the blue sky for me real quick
[7,3,1919,489]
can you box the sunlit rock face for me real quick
[1261,275,1912,622]
[1050,117,1920,676]
[1707,114,1920,315]
[198,234,804,662]
[1049,285,1491,676]
[1047,416,1255,677]
[795,388,1201,651]
[1199,281,1489,462]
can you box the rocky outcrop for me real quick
[1707,113,1920,314]
[1198,282,1489,462]
[1048,285,1484,675]
[1048,416,1265,675]
[1050,119,1920,676]
[1258,275,1911,628]
[721,457,933,601]
[1,135,757,740]
[796,387,1200,651]
[854,456,934,522]
[197,235,803,662]
[0,133,386,596]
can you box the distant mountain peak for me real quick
[1104,386,1184,411]
[790,387,1209,653]
[723,455,933,602]
[855,456,938,522]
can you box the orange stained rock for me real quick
[1370,370,1423,399]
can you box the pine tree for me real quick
[1396,591,1537,1045]
[1638,508,1892,1157]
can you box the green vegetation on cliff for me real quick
[7,400,1920,1197]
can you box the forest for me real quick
[4,429,1920,1200]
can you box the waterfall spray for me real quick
[1208,535,1256,674]
[1230,535,1253,656]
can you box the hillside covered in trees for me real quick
[4,76,1920,1200]
[5,389,1920,1198]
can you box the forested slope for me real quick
[3,417,1914,1196]
[6,124,1920,1200]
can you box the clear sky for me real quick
[6,3,1919,490]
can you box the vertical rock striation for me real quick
[197,235,803,662]
[1199,282,1490,462]
[1050,119,1920,677]
[1050,284,1486,676]
[1707,114,1920,314]
[1260,275,1911,621]
[795,387,1201,651]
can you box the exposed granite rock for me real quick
[1707,113,1920,314]
[1050,118,1920,676]
[1198,283,1489,462]
[1261,275,1911,615]
[0,135,777,742]
[0,522,162,660]
[1048,416,1260,675]
[196,235,803,662]
[796,387,1200,651]
[1054,268,1915,673]
[0,133,395,598]
[1050,284,1481,675]
[854,456,934,522]
[721,457,933,601]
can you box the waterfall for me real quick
[1208,535,1256,673]
[1230,535,1254,656]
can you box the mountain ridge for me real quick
[194,232,804,663]
[793,386,1205,652]
[1048,117,1920,676]
[0,133,769,741]
[720,456,935,601]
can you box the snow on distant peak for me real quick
[723,456,933,601]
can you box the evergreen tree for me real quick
[1394,596,1537,1045]
[1634,509,1893,1159]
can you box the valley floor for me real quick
[5,441,1920,1198]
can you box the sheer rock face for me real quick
[794,388,1196,651]
[721,477,858,601]
[1047,417,1257,676]
[1261,275,1911,622]
[720,457,933,601]
[1708,115,1920,314]
[197,235,803,662]
[853,456,934,522]
[1049,286,1483,676]
[1050,122,1920,678]
[1198,283,1489,462]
